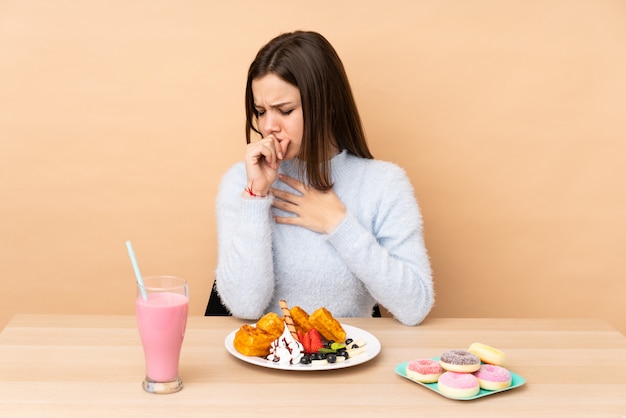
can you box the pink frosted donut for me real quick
[406,359,443,383]
[473,364,512,390]
[437,371,480,399]
[439,349,481,373]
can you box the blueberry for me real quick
[327,353,337,363]
[345,338,354,345]
[300,356,311,365]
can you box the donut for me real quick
[405,359,444,383]
[468,342,506,366]
[439,349,481,373]
[437,371,480,399]
[473,364,512,390]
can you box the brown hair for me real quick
[245,31,373,191]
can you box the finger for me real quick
[270,187,299,202]
[247,139,273,161]
[278,174,306,193]
[252,138,279,169]
[278,138,290,160]
[271,189,300,208]
[267,135,289,168]
[262,137,278,159]
[271,199,299,213]
[273,215,301,227]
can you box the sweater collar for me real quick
[279,149,350,183]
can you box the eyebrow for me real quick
[254,101,294,108]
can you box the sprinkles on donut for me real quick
[437,371,480,399]
[439,349,481,373]
[473,364,512,390]
[406,358,444,383]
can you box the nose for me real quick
[261,111,279,134]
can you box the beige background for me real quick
[1,1,625,334]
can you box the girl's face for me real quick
[252,73,303,161]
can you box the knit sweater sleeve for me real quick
[214,162,275,319]
[325,163,434,326]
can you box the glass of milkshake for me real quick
[136,275,189,394]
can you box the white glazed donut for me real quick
[468,342,506,366]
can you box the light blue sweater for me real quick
[215,150,434,326]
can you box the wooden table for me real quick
[0,315,624,417]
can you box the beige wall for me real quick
[1,1,625,334]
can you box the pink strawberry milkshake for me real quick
[136,291,188,382]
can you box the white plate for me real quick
[225,324,381,371]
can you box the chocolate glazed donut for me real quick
[439,349,481,373]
